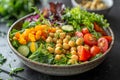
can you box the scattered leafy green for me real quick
[0,54,6,65]
[7,78,13,80]
[0,69,2,73]
[0,31,6,38]
[9,67,24,75]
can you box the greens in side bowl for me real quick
[10,2,112,65]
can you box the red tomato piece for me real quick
[103,36,112,43]
[77,46,91,61]
[84,33,97,46]
[90,46,100,56]
[75,31,83,37]
[82,27,89,34]
[98,37,108,53]
[94,22,107,36]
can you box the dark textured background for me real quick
[0,0,120,80]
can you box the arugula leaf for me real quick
[0,54,6,65]
[90,53,103,61]
[29,44,54,64]
[22,21,30,29]
[12,40,20,48]
[9,67,24,75]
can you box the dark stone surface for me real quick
[0,0,120,80]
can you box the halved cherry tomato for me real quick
[77,46,91,61]
[84,33,97,46]
[82,27,89,34]
[103,36,112,43]
[90,46,100,56]
[98,37,108,53]
[94,22,107,36]
[75,31,83,37]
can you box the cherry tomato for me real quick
[103,36,112,43]
[75,31,83,37]
[82,27,89,34]
[77,46,91,61]
[84,33,97,46]
[98,37,108,53]
[94,22,107,36]
[90,46,100,56]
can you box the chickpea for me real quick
[63,43,70,50]
[49,33,54,37]
[76,38,83,46]
[55,54,62,60]
[46,36,53,43]
[56,27,60,30]
[77,46,81,50]
[57,39,62,44]
[53,37,57,43]
[71,47,77,51]
[54,33,60,39]
[83,1,91,9]
[47,46,54,53]
[68,40,75,47]
[56,43,62,47]
[65,35,71,40]
[55,47,62,54]
[63,38,69,43]
[68,59,76,64]
[71,55,78,61]
[60,32,66,39]
[56,30,63,33]
[71,50,77,55]
[84,45,90,50]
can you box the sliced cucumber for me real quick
[18,45,29,57]
[62,25,74,32]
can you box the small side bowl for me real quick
[71,0,114,15]
[7,13,114,76]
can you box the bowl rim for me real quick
[7,13,115,68]
[71,0,114,12]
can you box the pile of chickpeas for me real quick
[45,27,84,64]
[80,0,107,10]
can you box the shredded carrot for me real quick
[13,24,53,44]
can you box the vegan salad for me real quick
[10,2,112,65]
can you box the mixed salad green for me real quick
[10,2,112,65]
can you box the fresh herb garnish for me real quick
[0,31,6,38]
[9,67,24,75]
[0,54,6,65]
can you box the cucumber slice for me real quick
[62,25,74,32]
[18,45,29,57]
